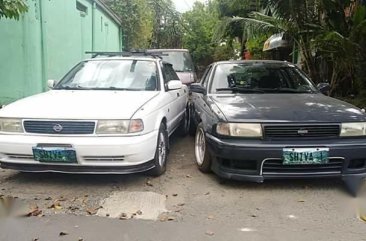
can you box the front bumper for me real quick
[206,134,366,182]
[0,131,158,174]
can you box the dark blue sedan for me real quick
[189,60,366,196]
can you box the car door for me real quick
[162,63,183,135]
[192,65,213,126]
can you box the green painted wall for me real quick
[0,0,123,105]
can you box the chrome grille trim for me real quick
[263,124,340,139]
[23,120,96,135]
[5,153,34,160]
[83,156,125,162]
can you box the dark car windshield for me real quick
[159,51,194,72]
[210,63,318,94]
[55,60,159,91]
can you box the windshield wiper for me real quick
[265,88,313,93]
[90,87,144,91]
[216,87,265,93]
[55,85,92,90]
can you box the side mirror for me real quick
[317,83,331,95]
[47,79,56,89]
[167,80,183,91]
[190,83,207,95]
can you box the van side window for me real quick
[163,63,179,83]
[201,65,212,87]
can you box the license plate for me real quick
[32,147,77,163]
[283,148,329,165]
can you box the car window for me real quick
[56,60,159,91]
[210,63,318,94]
[162,64,179,83]
[160,51,194,72]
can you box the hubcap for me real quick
[158,132,166,166]
[195,128,205,166]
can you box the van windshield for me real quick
[160,51,194,72]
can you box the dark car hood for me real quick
[210,93,366,123]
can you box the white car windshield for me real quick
[55,60,159,91]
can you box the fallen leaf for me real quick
[78,238,84,241]
[172,193,178,197]
[136,210,143,215]
[205,231,215,236]
[106,213,110,217]
[86,207,101,215]
[25,206,42,217]
[177,203,185,207]
[119,213,128,220]
[204,192,210,195]
[207,215,214,220]
[57,197,67,202]
[68,206,80,212]
[32,238,39,241]
[146,180,153,187]
[251,214,257,218]
[298,200,305,203]
[45,197,52,201]
[167,216,175,221]
[360,213,366,222]
[48,202,62,210]
[59,231,68,236]
[185,174,192,178]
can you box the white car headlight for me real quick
[0,118,24,133]
[96,119,144,134]
[340,122,366,137]
[216,123,262,137]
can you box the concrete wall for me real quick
[0,0,123,105]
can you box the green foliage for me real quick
[102,0,153,49]
[149,0,183,49]
[181,1,238,70]
[103,0,182,49]
[246,34,269,59]
[0,0,28,20]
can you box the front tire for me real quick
[194,123,212,173]
[149,123,168,176]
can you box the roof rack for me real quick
[85,50,167,59]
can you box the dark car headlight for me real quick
[216,123,262,138]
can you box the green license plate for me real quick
[32,147,77,163]
[283,148,329,165]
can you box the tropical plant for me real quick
[0,0,28,20]
[214,0,366,95]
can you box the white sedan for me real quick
[0,54,189,176]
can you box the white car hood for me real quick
[0,90,159,119]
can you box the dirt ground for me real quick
[0,135,365,241]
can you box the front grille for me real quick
[24,121,95,135]
[263,124,340,139]
[262,158,344,175]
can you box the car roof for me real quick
[213,60,294,66]
[147,49,190,53]
[85,56,160,62]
